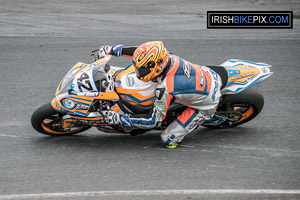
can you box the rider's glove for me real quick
[98,45,112,59]
[103,110,133,127]
[98,45,124,59]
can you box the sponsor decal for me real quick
[182,63,191,78]
[79,119,105,125]
[210,70,219,102]
[226,67,253,70]
[75,103,90,110]
[126,76,135,87]
[200,72,204,88]
[155,101,166,115]
[231,72,254,80]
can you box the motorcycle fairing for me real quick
[52,56,120,116]
[220,59,272,94]
[52,92,119,117]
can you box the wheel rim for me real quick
[233,104,255,124]
[41,114,86,135]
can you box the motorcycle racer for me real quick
[98,41,222,148]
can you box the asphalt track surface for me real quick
[1,0,300,199]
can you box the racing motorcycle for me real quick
[31,52,273,136]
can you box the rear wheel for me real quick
[31,103,91,136]
[204,87,264,128]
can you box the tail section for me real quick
[220,59,273,94]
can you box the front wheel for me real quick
[31,103,91,136]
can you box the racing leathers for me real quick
[105,45,222,146]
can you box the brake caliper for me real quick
[215,111,243,127]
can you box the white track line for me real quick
[0,190,300,199]
[0,134,19,138]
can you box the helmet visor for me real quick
[133,63,152,79]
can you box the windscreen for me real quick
[93,63,114,92]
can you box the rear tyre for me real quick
[31,103,91,136]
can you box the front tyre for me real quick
[31,103,91,136]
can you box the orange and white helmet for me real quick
[132,41,169,82]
